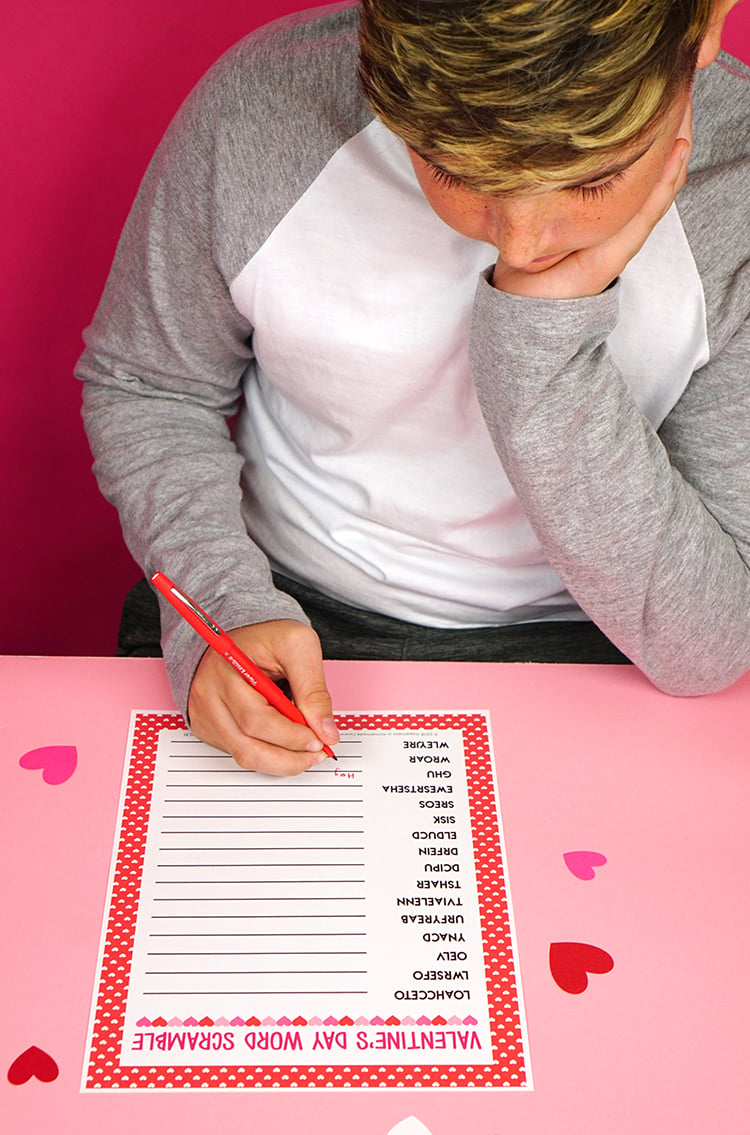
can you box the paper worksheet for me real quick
[84,711,529,1090]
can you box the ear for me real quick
[696,0,738,69]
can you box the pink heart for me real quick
[563,850,607,880]
[19,745,77,785]
[549,942,614,994]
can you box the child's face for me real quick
[407,90,692,275]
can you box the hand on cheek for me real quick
[492,102,693,301]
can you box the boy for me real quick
[77,1,749,774]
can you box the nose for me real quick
[484,196,554,268]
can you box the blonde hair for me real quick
[358,0,715,193]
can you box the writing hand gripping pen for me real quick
[151,572,336,759]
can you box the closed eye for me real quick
[426,161,466,191]
[569,169,627,202]
[424,153,630,201]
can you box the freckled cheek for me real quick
[429,197,491,242]
[591,171,664,237]
[461,207,498,243]
[564,206,614,245]
[564,197,639,246]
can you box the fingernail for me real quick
[305,739,324,754]
[321,716,340,743]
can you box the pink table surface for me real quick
[2,655,750,1134]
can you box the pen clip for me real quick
[168,584,223,638]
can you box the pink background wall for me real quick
[3,1,749,657]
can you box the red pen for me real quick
[151,571,336,760]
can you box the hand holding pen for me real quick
[152,573,339,775]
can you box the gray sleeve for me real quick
[76,65,309,718]
[470,274,750,695]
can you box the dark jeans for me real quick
[117,574,630,666]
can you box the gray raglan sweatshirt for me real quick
[76,4,750,714]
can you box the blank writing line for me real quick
[151,914,365,919]
[143,989,369,995]
[147,930,363,939]
[154,879,365,885]
[165,799,363,808]
[146,969,367,976]
[165,784,363,793]
[148,932,366,937]
[153,897,366,902]
[156,863,365,868]
[157,846,364,852]
[147,951,366,956]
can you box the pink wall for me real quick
[3,1,749,656]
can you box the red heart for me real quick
[549,942,614,994]
[7,1046,59,1085]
